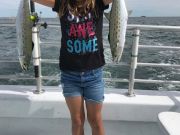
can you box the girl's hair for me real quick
[59,0,96,17]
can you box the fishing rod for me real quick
[30,0,45,94]
[30,0,39,26]
[30,1,47,28]
[30,0,35,13]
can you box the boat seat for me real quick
[158,112,180,135]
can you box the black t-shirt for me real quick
[52,0,109,72]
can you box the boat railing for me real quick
[127,25,180,96]
[0,23,180,96]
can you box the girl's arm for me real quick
[32,0,55,8]
[103,0,112,5]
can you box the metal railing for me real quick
[1,23,180,96]
[127,25,180,96]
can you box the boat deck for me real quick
[0,85,179,135]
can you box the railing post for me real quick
[32,26,44,94]
[30,0,44,94]
[128,29,140,96]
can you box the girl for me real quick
[32,0,112,135]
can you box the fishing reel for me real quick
[30,0,47,29]
[30,12,47,29]
[30,12,38,24]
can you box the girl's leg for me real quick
[65,96,85,135]
[86,102,104,135]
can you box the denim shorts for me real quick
[60,67,104,103]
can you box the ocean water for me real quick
[0,17,180,91]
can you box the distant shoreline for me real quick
[0,16,180,19]
[0,17,16,19]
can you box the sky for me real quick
[0,0,180,17]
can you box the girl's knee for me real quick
[72,116,85,127]
[87,115,103,128]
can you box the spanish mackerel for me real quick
[16,0,33,70]
[105,0,128,63]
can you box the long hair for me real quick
[59,0,96,17]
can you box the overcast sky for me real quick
[0,0,180,17]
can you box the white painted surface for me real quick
[158,112,180,135]
[0,118,163,135]
[103,88,180,121]
[1,85,179,135]
[0,85,179,122]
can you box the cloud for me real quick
[0,0,180,17]
[0,0,56,17]
[0,0,19,10]
[126,0,180,16]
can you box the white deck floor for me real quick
[0,118,162,135]
[0,85,179,135]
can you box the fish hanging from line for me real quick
[16,0,33,70]
[104,0,129,63]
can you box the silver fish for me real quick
[16,0,33,70]
[105,0,128,63]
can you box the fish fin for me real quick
[128,10,133,16]
[104,12,110,21]
[22,64,28,71]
